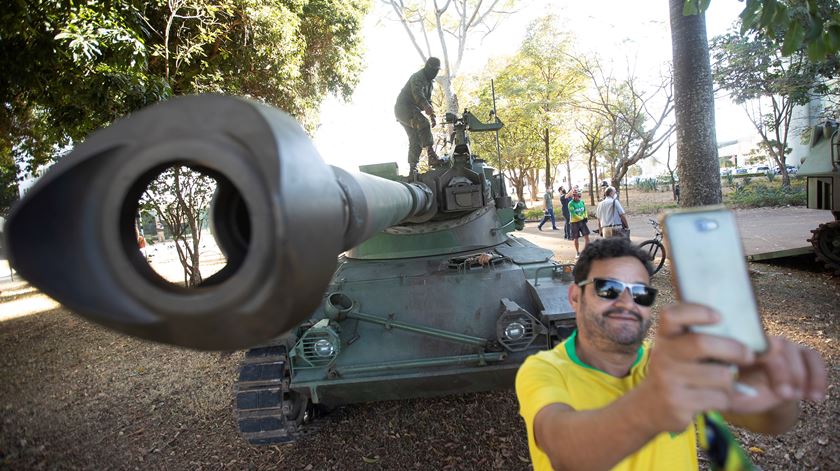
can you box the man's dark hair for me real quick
[425,57,441,70]
[573,238,654,283]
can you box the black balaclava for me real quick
[424,57,441,80]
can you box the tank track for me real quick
[808,221,840,275]
[234,345,314,445]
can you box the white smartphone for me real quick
[661,206,768,353]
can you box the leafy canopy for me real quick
[0,0,371,174]
[685,0,840,60]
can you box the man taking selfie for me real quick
[516,238,826,471]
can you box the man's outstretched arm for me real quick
[532,389,662,471]
[527,305,778,471]
[723,335,826,434]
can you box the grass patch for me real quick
[631,202,679,215]
[725,181,806,208]
[524,208,544,220]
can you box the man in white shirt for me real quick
[595,186,629,238]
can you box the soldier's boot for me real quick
[408,163,419,179]
[427,148,444,167]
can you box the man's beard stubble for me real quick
[579,300,652,354]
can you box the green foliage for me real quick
[523,207,545,220]
[711,21,836,188]
[687,0,840,60]
[0,155,18,218]
[637,178,659,192]
[470,15,583,197]
[656,173,675,187]
[711,29,835,107]
[725,181,806,207]
[1,0,370,185]
[765,170,777,182]
[743,175,753,185]
[576,56,674,194]
[1,0,163,175]
[724,173,736,187]
[635,201,679,215]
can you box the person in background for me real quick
[568,190,590,257]
[135,225,149,261]
[595,186,629,238]
[394,57,444,176]
[537,187,558,231]
[515,237,826,471]
[558,186,572,240]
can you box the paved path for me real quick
[516,207,834,263]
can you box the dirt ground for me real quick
[1,228,838,470]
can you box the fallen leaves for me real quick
[0,257,837,470]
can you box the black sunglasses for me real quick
[577,278,658,307]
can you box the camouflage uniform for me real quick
[394,59,439,173]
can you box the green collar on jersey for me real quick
[564,330,644,376]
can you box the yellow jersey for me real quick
[515,331,698,471]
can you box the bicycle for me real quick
[639,219,667,275]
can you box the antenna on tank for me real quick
[491,79,502,173]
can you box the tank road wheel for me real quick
[809,221,840,275]
[234,345,316,445]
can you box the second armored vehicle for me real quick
[799,119,840,274]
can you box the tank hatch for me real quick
[494,244,553,264]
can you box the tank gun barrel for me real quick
[4,95,433,350]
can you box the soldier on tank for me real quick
[395,57,444,176]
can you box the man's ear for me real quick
[568,283,581,312]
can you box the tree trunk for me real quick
[624,173,629,208]
[666,141,678,200]
[529,168,541,202]
[506,169,526,202]
[438,75,458,115]
[565,158,572,189]
[588,152,596,206]
[772,141,792,188]
[669,0,721,206]
[544,128,551,191]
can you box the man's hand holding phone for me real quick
[728,335,826,416]
[638,302,827,436]
[657,207,827,433]
[636,303,753,433]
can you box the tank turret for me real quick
[798,120,840,274]
[4,95,572,444]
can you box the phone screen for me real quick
[662,208,768,353]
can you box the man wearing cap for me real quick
[568,190,591,257]
[395,57,444,176]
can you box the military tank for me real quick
[4,95,577,445]
[798,119,840,274]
